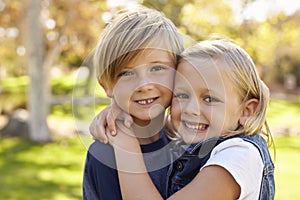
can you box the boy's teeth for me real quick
[138,98,154,105]
[185,122,207,130]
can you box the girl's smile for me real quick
[171,57,243,144]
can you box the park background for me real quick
[1,0,300,199]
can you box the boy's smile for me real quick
[135,97,158,105]
[112,49,176,126]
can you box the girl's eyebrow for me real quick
[173,85,220,95]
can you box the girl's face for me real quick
[171,57,244,144]
[112,49,176,126]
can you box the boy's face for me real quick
[171,58,243,144]
[112,49,176,125]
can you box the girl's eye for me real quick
[150,65,166,72]
[174,93,189,99]
[203,96,219,103]
[119,70,134,77]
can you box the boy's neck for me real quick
[132,112,166,145]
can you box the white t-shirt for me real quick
[201,138,263,200]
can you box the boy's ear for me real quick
[239,98,259,126]
[98,79,113,98]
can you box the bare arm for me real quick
[107,121,163,200]
[108,125,240,200]
[167,166,240,200]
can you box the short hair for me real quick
[180,38,271,139]
[93,6,184,90]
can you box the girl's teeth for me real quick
[185,122,207,130]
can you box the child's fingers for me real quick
[89,123,108,143]
[96,121,109,144]
[107,118,116,136]
[106,107,121,136]
[89,112,109,143]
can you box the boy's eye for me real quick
[150,65,166,72]
[119,70,134,77]
[203,96,219,103]
[174,93,189,99]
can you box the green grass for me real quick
[267,99,300,130]
[1,75,300,199]
[0,136,88,200]
[266,99,300,200]
[0,135,299,199]
[273,135,300,200]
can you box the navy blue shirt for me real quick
[83,130,171,200]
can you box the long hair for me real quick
[172,38,273,146]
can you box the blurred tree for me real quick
[272,11,300,88]
[1,0,300,117]
[142,0,192,26]
[0,0,26,77]
[0,0,107,77]
[242,10,300,88]
[25,0,51,142]
[142,0,238,41]
[45,0,107,69]
[179,0,237,40]
[163,0,300,89]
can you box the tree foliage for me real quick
[1,0,300,88]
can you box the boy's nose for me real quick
[135,74,156,92]
[136,82,155,92]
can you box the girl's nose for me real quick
[184,98,201,116]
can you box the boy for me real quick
[83,6,184,199]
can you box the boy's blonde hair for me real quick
[180,38,272,140]
[94,6,184,90]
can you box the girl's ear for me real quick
[98,79,113,98]
[239,98,259,126]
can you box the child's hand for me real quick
[89,104,133,143]
[107,120,140,153]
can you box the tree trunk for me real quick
[25,0,51,142]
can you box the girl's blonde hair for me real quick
[93,6,184,90]
[178,38,273,143]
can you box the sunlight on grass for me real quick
[274,135,300,200]
[267,99,300,130]
[1,135,299,199]
[0,76,29,93]
[0,137,86,200]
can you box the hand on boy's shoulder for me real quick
[107,120,140,152]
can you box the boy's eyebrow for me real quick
[149,61,174,65]
[126,60,175,68]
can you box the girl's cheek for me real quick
[170,102,182,125]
